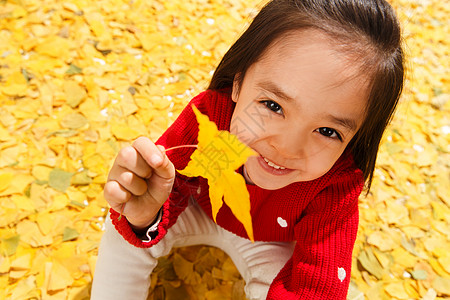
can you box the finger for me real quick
[132,137,175,180]
[151,145,176,180]
[114,144,152,179]
[145,144,176,204]
[104,180,131,209]
[156,144,166,153]
[108,166,149,196]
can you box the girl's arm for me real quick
[109,91,217,248]
[267,169,363,299]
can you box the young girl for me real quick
[92,0,404,299]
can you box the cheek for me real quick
[230,104,270,144]
[230,114,258,145]
[305,147,345,178]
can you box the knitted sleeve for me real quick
[110,91,214,248]
[267,168,364,299]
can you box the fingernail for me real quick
[151,154,162,165]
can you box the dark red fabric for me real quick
[110,89,364,299]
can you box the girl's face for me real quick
[230,30,369,190]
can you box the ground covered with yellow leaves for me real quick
[0,0,448,299]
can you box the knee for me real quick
[245,279,270,300]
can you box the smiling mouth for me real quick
[262,156,286,170]
[256,155,295,176]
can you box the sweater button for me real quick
[197,186,201,194]
[338,267,346,282]
[277,217,288,228]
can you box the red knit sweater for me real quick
[110,89,364,299]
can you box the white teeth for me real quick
[263,157,286,170]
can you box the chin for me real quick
[254,181,291,190]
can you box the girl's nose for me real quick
[269,127,307,159]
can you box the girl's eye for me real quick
[317,127,342,141]
[260,100,283,115]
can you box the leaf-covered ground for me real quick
[0,0,448,299]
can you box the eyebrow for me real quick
[327,115,358,132]
[257,80,359,132]
[257,80,295,102]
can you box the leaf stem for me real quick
[163,144,198,153]
[118,204,125,221]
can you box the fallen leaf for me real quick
[65,64,83,75]
[36,213,55,236]
[71,171,93,185]
[429,258,450,278]
[173,253,201,285]
[49,194,70,211]
[48,168,73,193]
[367,231,397,251]
[34,36,73,58]
[385,282,410,299]
[0,125,11,141]
[357,247,384,279]
[62,227,79,242]
[438,255,450,274]
[0,173,13,192]
[31,165,52,182]
[110,122,141,140]
[11,253,31,271]
[16,220,53,247]
[410,269,428,280]
[0,174,34,196]
[205,281,234,300]
[1,235,20,256]
[0,71,28,97]
[432,276,450,296]
[0,254,10,273]
[60,113,88,129]
[11,195,35,211]
[63,81,87,108]
[9,276,36,300]
[46,261,74,292]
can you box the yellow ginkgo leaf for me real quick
[178,106,256,241]
[0,173,13,192]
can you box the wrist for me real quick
[125,203,162,229]
[129,216,157,233]
[130,208,162,242]
[128,208,161,233]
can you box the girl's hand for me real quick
[104,136,175,230]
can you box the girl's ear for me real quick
[231,73,241,103]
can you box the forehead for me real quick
[252,29,369,94]
[259,29,365,83]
